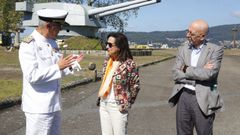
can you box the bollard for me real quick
[88,62,97,81]
[93,69,98,82]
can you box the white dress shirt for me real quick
[184,44,203,91]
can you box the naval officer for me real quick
[19,9,84,135]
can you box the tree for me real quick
[92,0,138,32]
[0,0,22,33]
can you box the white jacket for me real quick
[19,30,72,113]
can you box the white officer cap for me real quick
[37,9,68,24]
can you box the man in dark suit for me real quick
[168,19,224,135]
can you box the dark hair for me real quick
[107,32,133,62]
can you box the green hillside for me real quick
[125,24,240,46]
[63,36,103,50]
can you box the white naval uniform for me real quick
[19,30,72,134]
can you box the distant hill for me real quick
[125,24,240,47]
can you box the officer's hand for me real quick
[75,53,84,62]
[57,54,75,70]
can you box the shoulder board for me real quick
[22,36,34,43]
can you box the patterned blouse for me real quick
[101,56,140,112]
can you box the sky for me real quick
[125,0,240,32]
[21,0,240,36]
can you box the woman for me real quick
[97,32,140,135]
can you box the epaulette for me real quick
[22,36,34,43]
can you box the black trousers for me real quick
[176,88,215,135]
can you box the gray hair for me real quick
[38,19,48,28]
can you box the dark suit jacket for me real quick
[168,42,224,115]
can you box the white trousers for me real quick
[99,101,128,135]
[25,111,61,135]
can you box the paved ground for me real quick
[0,55,240,135]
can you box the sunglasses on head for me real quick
[106,42,115,48]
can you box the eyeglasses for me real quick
[106,42,116,48]
[186,30,198,37]
[186,30,204,37]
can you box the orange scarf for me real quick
[98,58,114,98]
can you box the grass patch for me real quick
[0,47,20,68]
[0,80,22,101]
[61,75,85,84]
[64,36,103,50]
[135,49,176,65]
[224,48,240,56]
[79,54,105,71]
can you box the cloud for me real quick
[233,11,240,17]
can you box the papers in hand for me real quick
[71,61,82,71]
